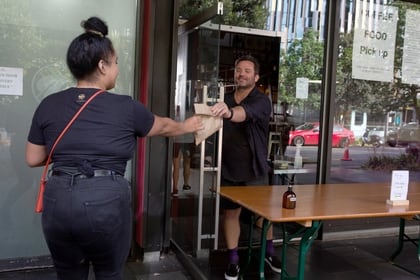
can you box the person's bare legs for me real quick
[224,209,274,249]
[224,207,242,250]
[182,153,191,187]
[172,152,181,193]
[256,217,273,240]
[255,217,281,273]
[223,207,242,279]
[224,207,278,279]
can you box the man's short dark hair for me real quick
[234,55,260,75]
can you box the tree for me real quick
[278,29,324,121]
[179,0,268,29]
[222,0,268,29]
[282,1,420,126]
[389,1,420,123]
[178,0,215,20]
[337,2,420,126]
[336,32,379,122]
[0,0,46,70]
[0,0,49,110]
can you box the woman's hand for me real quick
[183,115,204,133]
[147,115,203,137]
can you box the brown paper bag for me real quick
[194,104,222,145]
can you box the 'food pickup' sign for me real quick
[352,4,398,83]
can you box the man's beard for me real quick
[236,83,253,90]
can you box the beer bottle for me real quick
[282,183,297,209]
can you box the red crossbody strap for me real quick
[35,89,104,212]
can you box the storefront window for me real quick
[174,2,420,276]
[0,0,137,261]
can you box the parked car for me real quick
[386,122,420,147]
[288,122,355,148]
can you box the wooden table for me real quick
[219,183,420,280]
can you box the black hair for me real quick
[234,55,260,75]
[66,16,115,80]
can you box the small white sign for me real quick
[352,4,398,82]
[0,67,23,96]
[401,10,420,85]
[389,170,409,201]
[296,77,308,99]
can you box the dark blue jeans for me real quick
[42,174,132,280]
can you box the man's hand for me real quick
[210,102,231,119]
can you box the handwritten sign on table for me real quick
[389,170,409,204]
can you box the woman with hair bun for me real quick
[26,16,203,280]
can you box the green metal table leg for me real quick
[246,219,322,280]
[243,215,267,279]
[389,218,405,262]
[258,219,270,280]
[280,221,323,280]
[296,221,322,280]
[415,215,420,262]
[417,224,420,262]
[280,228,290,280]
[242,214,256,278]
[389,217,420,277]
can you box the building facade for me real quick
[0,0,419,278]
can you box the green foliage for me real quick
[0,0,47,70]
[390,1,420,122]
[336,32,373,114]
[0,0,136,99]
[343,1,420,123]
[109,30,135,95]
[179,0,268,29]
[178,0,216,19]
[222,0,268,29]
[278,29,323,108]
[279,1,420,125]
[362,154,420,171]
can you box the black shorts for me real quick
[220,174,269,210]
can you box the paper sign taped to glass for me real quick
[194,103,222,145]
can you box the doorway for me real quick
[170,5,222,262]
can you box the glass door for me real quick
[170,3,222,265]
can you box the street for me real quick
[284,145,408,168]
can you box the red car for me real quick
[288,122,355,147]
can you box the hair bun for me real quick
[80,16,108,37]
[86,28,104,37]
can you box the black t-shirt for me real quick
[222,87,271,182]
[27,87,155,174]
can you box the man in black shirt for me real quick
[211,55,281,280]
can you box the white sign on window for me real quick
[401,10,420,85]
[296,77,309,99]
[0,67,23,96]
[352,4,398,82]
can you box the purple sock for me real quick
[228,248,239,264]
[266,240,275,257]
